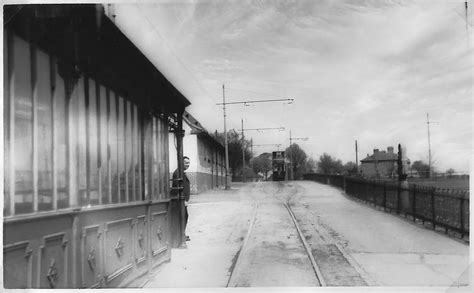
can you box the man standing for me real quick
[171,156,191,243]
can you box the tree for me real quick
[317,153,343,175]
[343,161,358,175]
[215,130,253,181]
[305,157,317,173]
[285,144,307,180]
[251,152,272,180]
[411,160,430,178]
[446,168,455,178]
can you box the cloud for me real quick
[122,0,472,172]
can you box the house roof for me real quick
[183,110,224,151]
[5,4,190,113]
[183,111,206,133]
[360,151,398,163]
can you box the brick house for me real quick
[169,111,225,194]
[360,146,410,178]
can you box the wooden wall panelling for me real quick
[103,217,134,285]
[3,240,33,288]
[37,232,69,288]
[150,210,169,265]
[80,225,102,288]
[135,215,147,265]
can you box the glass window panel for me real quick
[77,77,87,206]
[143,115,153,200]
[160,118,166,198]
[55,61,68,209]
[4,30,11,216]
[109,91,118,203]
[100,86,109,204]
[118,96,126,202]
[163,118,170,197]
[152,117,159,199]
[88,79,99,205]
[13,35,33,214]
[161,118,167,198]
[37,48,53,211]
[126,101,134,202]
[133,106,141,200]
[156,118,162,199]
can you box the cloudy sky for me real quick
[112,0,472,173]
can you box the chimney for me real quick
[373,149,379,154]
[387,146,394,153]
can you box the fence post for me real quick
[397,182,400,215]
[383,182,387,211]
[460,196,464,238]
[431,187,436,230]
[412,184,416,222]
[343,176,346,193]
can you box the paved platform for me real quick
[141,182,471,290]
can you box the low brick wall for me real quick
[187,172,225,194]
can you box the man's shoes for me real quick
[185,235,191,241]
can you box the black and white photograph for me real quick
[2,0,472,290]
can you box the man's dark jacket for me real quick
[171,169,190,201]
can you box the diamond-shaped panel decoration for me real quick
[138,231,144,248]
[47,258,58,288]
[115,238,125,257]
[156,227,162,240]
[87,248,96,271]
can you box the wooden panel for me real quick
[81,225,102,288]
[104,217,134,284]
[150,211,168,259]
[135,215,147,265]
[3,241,33,288]
[37,232,69,288]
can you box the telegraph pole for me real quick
[241,125,284,182]
[355,140,359,173]
[217,93,293,188]
[288,130,308,180]
[223,85,230,189]
[241,119,245,182]
[426,113,432,178]
[426,113,439,178]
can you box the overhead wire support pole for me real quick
[242,119,245,183]
[217,94,294,189]
[427,113,432,178]
[426,113,439,179]
[288,130,309,180]
[223,85,230,189]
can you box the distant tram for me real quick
[272,151,286,181]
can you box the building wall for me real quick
[3,19,179,288]
[168,124,225,194]
[361,160,396,178]
[168,123,199,174]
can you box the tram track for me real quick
[226,183,326,287]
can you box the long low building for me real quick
[169,111,226,194]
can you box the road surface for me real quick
[144,181,470,288]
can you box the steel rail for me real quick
[226,192,326,287]
[226,203,259,287]
[284,202,327,287]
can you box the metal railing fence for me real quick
[303,173,469,237]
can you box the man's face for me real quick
[184,158,190,171]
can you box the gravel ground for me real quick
[143,181,470,289]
